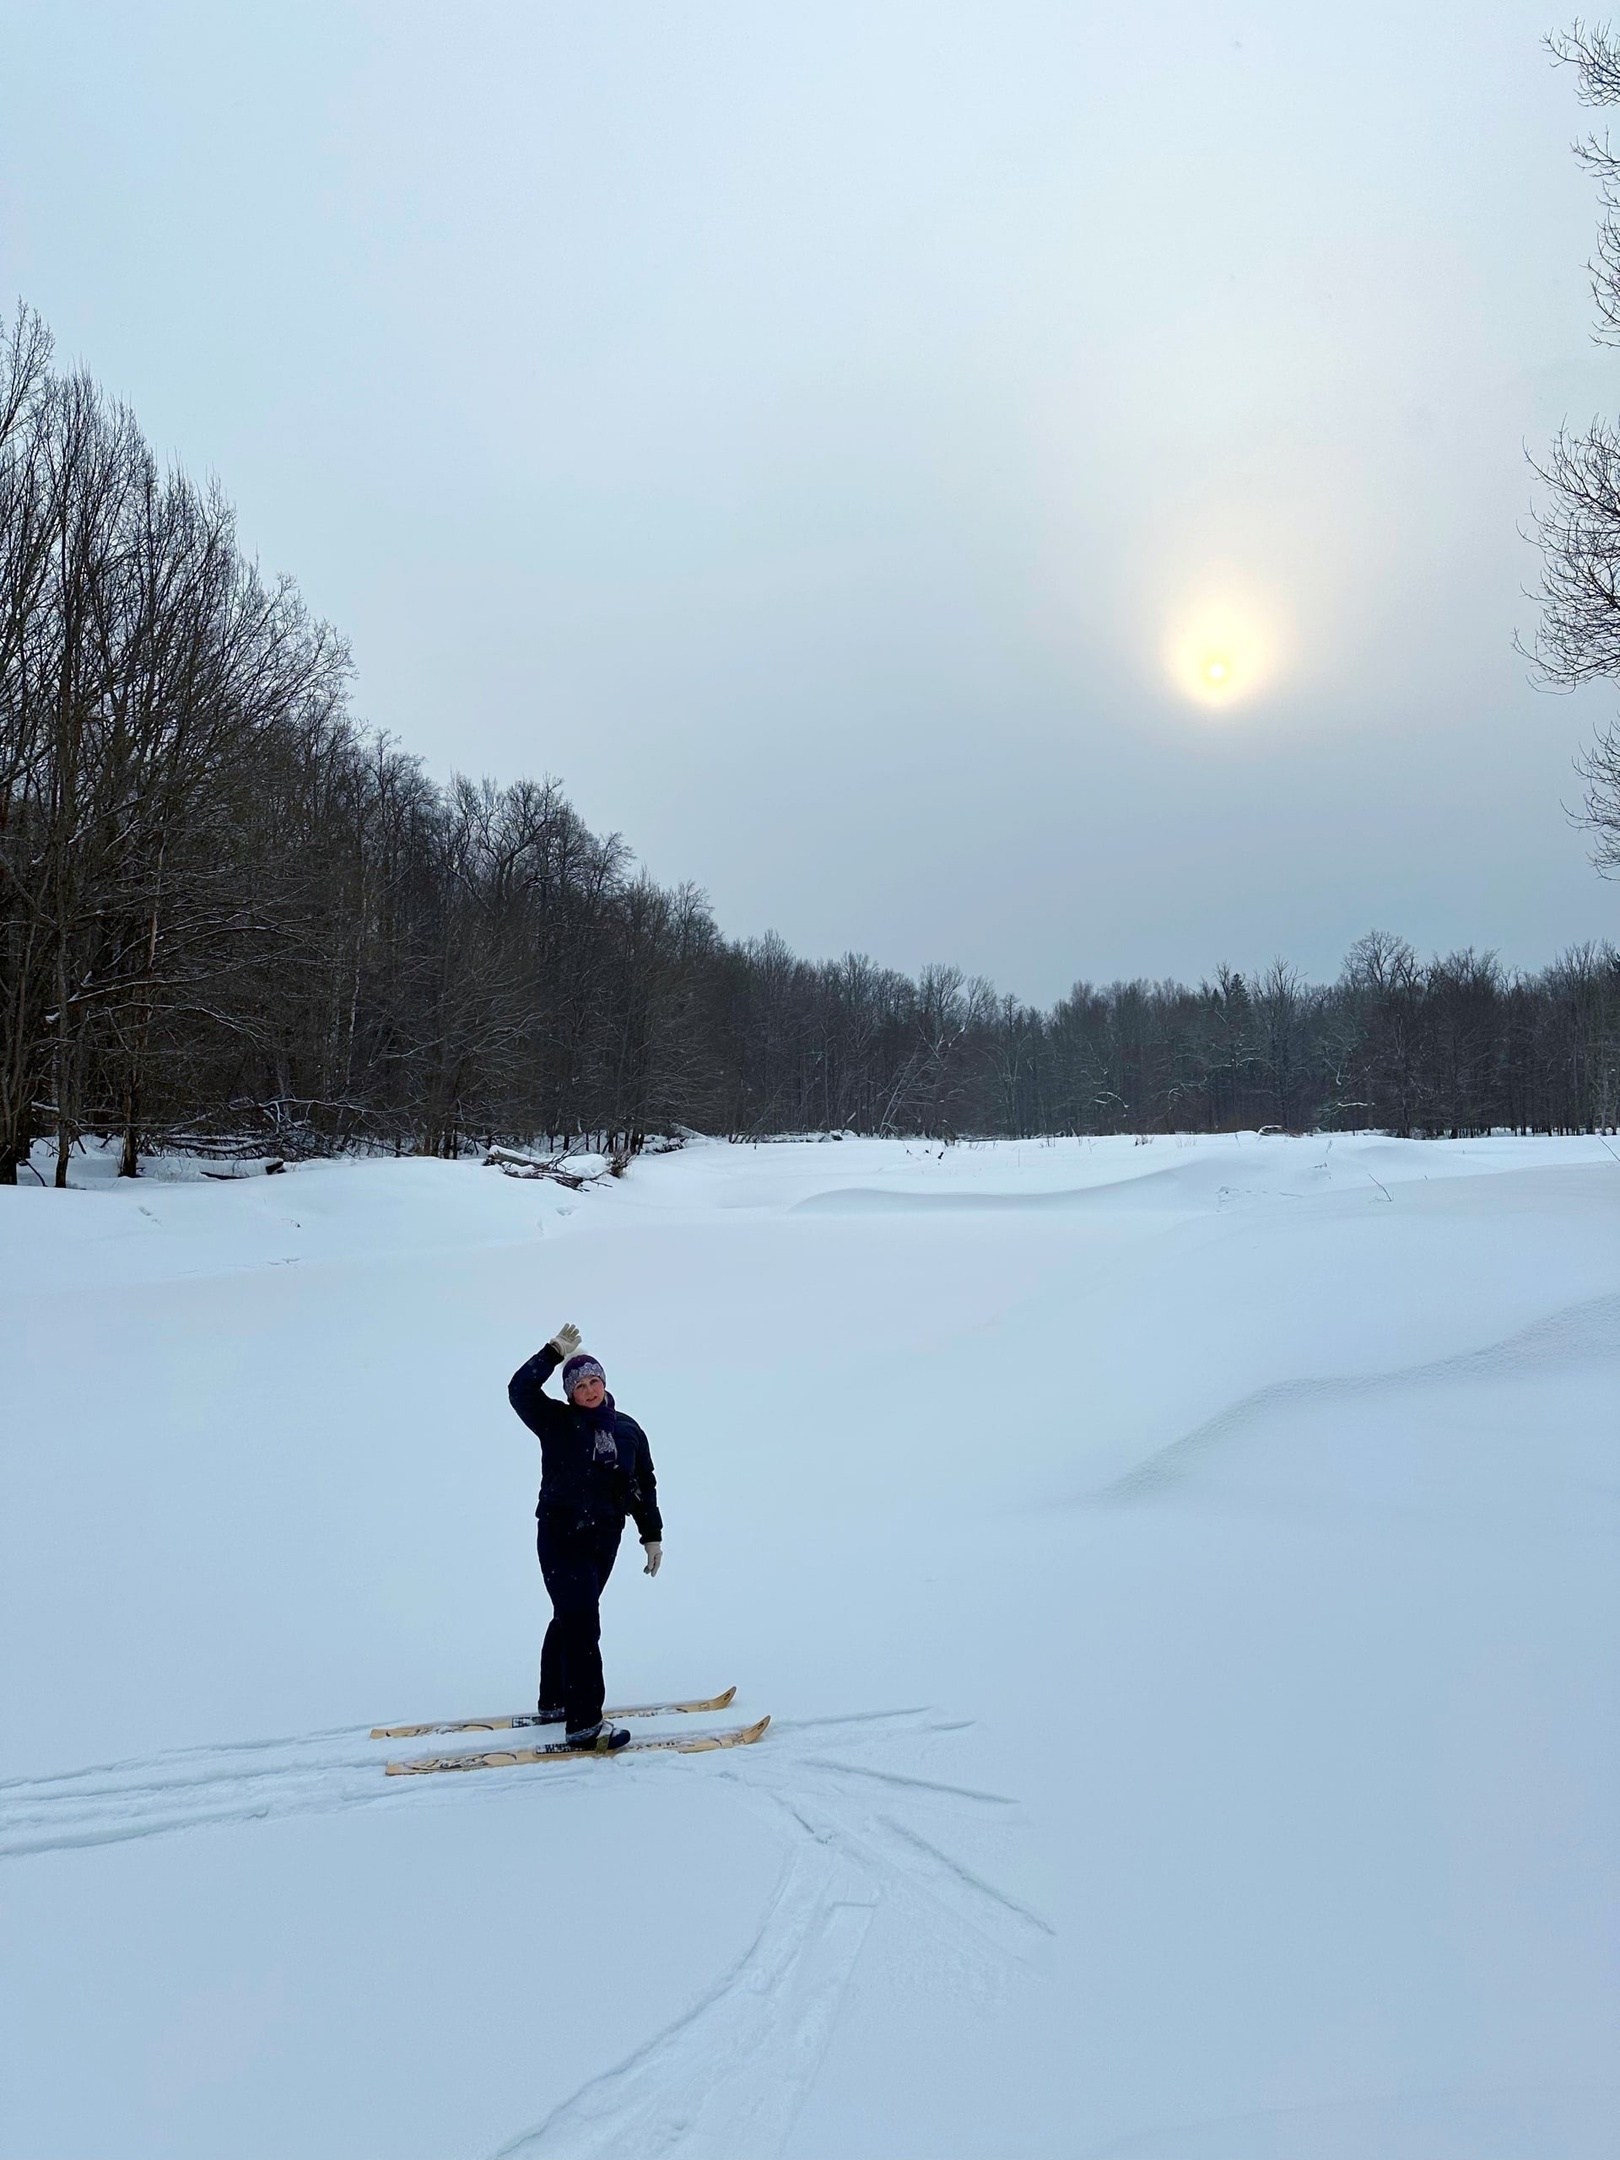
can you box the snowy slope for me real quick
[2,1133,1616,2159]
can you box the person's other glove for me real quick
[642,1540,663,1578]
[549,1322,582,1358]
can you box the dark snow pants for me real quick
[536,1510,623,1732]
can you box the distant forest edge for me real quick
[2,309,1618,1184]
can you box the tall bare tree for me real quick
[4,304,1619,1174]
[1532,22,1620,865]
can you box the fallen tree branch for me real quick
[484,1145,593,1189]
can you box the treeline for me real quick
[2,310,1617,1183]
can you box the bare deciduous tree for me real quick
[4,305,1620,1177]
[1532,23,1620,863]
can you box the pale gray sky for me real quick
[4,0,1615,1000]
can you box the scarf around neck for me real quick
[580,1389,619,1461]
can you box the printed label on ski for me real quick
[371,1686,736,1741]
[385,1714,770,1777]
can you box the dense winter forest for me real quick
[1,307,1617,1182]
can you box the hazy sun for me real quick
[1165,591,1280,712]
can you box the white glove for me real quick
[642,1540,663,1578]
[549,1322,582,1358]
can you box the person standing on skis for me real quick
[507,1322,663,1753]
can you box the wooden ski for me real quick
[385,1714,770,1777]
[371,1686,736,1742]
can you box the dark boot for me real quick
[566,1721,630,1753]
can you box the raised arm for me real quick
[507,1322,581,1437]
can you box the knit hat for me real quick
[561,1353,606,1398]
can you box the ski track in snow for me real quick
[489,1717,1051,2160]
[0,1707,1049,2160]
[0,1724,431,1859]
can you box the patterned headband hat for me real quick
[561,1353,606,1397]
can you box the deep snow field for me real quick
[2,1130,1617,2159]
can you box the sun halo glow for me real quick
[1165,594,1279,713]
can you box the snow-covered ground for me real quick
[2,1132,1617,2159]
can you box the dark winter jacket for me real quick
[507,1343,663,1542]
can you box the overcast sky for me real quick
[4,0,1617,1001]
